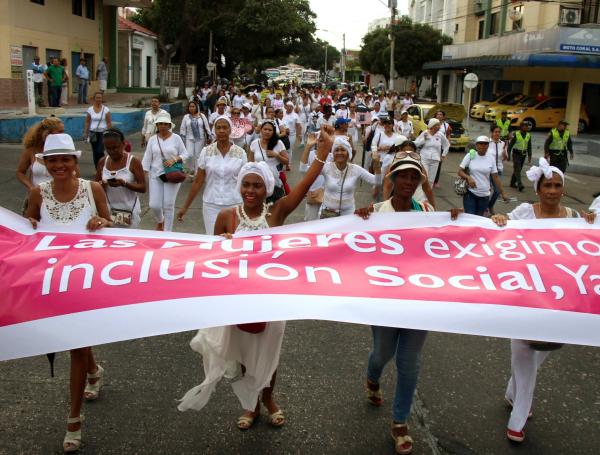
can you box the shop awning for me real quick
[424,53,600,70]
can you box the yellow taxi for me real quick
[506,97,589,133]
[470,93,523,119]
[483,94,527,122]
[406,103,470,150]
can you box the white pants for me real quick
[185,139,204,172]
[421,157,439,186]
[148,177,181,231]
[304,201,321,221]
[202,201,235,235]
[505,339,550,431]
[287,134,296,163]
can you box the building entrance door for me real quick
[132,49,141,87]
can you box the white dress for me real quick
[39,178,96,227]
[178,205,286,412]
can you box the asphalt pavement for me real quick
[0,120,598,455]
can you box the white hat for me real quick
[400,110,408,115]
[242,102,252,110]
[475,135,490,143]
[237,162,275,197]
[43,133,82,158]
[285,101,294,107]
[427,118,440,129]
[154,112,175,130]
[393,135,408,147]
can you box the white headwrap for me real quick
[526,157,564,193]
[332,136,353,159]
[236,162,275,197]
[213,115,232,129]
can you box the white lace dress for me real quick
[178,205,286,412]
[39,178,96,227]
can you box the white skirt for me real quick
[178,322,286,412]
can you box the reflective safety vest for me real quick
[496,118,511,137]
[549,128,569,152]
[514,131,530,152]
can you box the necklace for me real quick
[238,202,270,228]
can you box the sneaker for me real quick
[506,428,525,443]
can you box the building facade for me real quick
[0,0,150,105]
[117,17,158,89]
[423,0,600,134]
[409,0,457,37]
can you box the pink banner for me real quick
[0,207,599,361]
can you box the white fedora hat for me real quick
[154,112,176,129]
[43,133,82,158]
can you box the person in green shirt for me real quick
[45,58,65,107]
[508,121,532,192]
[543,120,573,173]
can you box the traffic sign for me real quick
[463,73,479,89]
[206,62,216,71]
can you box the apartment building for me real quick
[422,0,600,134]
[409,0,457,37]
[0,0,150,105]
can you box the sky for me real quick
[310,0,409,50]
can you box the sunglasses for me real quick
[394,151,421,161]
[231,111,241,115]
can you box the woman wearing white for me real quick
[298,133,332,221]
[301,136,381,217]
[371,118,399,199]
[491,158,596,443]
[347,102,360,147]
[178,116,247,235]
[395,110,414,139]
[248,120,289,202]
[96,128,146,228]
[415,118,450,186]
[180,101,211,173]
[141,97,167,147]
[178,127,335,430]
[25,134,112,453]
[83,92,112,168]
[142,112,189,231]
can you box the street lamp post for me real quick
[341,33,346,83]
[324,44,328,82]
[389,0,396,91]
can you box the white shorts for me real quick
[99,80,107,91]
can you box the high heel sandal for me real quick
[366,379,383,406]
[63,415,83,453]
[237,411,259,430]
[391,422,413,454]
[84,365,104,401]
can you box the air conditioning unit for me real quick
[560,8,581,25]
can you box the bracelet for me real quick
[314,156,326,164]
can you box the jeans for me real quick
[488,170,503,212]
[89,132,105,168]
[49,85,62,107]
[78,80,88,104]
[510,151,526,188]
[366,326,428,422]
[34,82,43,102]
[463,190,490,216]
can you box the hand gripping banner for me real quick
[0,207,599,361]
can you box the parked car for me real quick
[406,102,470,150]
[506,97,589,133]
[484,94,528,122]
[470,93,524,119]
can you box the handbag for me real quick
[320,166,348,219]
[454,149,475,196]
[306,187,324,205]
[157,136,186,183]
[89,107,105,143]
[108,196,136,227]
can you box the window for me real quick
[489,12,498,35]
[478,20,485,39]
[85,0,95,20]
[31,0,44,4]
[72,0,82,16]
[512,5,523,31]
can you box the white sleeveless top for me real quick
[39,178,96,227]
[31,154,51,187]
[102,153,140,213]
[234,204,270,232]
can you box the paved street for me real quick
[0,121,598,455]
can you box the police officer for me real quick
[508,121,532,192]
[544,120,573,173]
[496,111,512,141]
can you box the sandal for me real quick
[268,409,285,427]
[237,411,259,430]
[391,422,413,455]
[366,379,383,406]
[84,365,104,401]
[507,428,525,443]
[63,415,84,453]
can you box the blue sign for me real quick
[560,44,600,54]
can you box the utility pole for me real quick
[342,33,346,82]
[208,30,214,83]
[324,44,327,82]
[389,0,396,91]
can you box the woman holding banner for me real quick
[24,133,112,453]
[355,151,461,455]
[178,125,335,430]
[491,158,596,443]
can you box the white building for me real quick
[117,16,158,88]
[368,17,390,32]
[409,0,456,39]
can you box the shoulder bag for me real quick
[320,166,348,219]
[89,107,105,143]
[157,136,186,183]
[454,149,475,196]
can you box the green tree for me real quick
[359,16,452,92]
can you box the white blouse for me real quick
[87,105,110,132]
[488,140,506,172]
[415,130,450,161]
[197,142,247,205]
[320,162,382,215]
[180,113,211,143]
[142,133,190,179]
[250,139,286,187]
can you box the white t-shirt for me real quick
[371,131,398,155]
[459,151,498,197]
[232,95,247,109]
[415,130,450,161]
[250,139,286,187]
[317,115,336,129]
[87,105,110,132]
[395,120,414,138]
[141,133,190,179]
[283,112,300,139]
[487,140,506,172]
